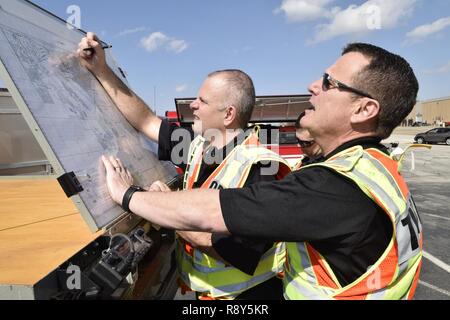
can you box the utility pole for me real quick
[153,86,157,115]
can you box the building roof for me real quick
[420,96,450,104]
[175,94,313,124]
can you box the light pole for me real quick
[153,85,157,115]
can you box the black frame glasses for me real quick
[322,73,374,99]
[297,139,314,148]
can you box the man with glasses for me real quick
[102,43,423,300]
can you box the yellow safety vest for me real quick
[292,155,306,171]
[284,146,423,300]
[177,131,291,299]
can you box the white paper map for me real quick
[0,0,176,231]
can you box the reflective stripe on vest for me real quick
[292,155,306,171]
[177,132,291,298]
[177,242,286,298]
[183,135,206,190]
[284,146,423,300]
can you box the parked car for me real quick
[414,127,450,145]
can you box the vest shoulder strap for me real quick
[303,145,364,172]
[200,134,291,189]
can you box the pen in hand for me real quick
[83,45,112,55]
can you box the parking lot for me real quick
[386,126,450,300]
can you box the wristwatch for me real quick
[121,185,145,213]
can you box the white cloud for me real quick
[309,0,417,44]
[116,26,147,37]
[406,17,450,40]
[169,39,188,54]
[424,61,450,75]
[275,0,334,22]
[175,84,188,93]
[140,32,168,52]
[140,32,188,54]
[276,0,417,44]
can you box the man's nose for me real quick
[308,78,322,95]
[190,99,199,110]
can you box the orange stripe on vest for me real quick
[306,244,340,290]
[366,149,409,199]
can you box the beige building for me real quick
[421,96,450,125]
[405,103,422,125]
[404,96,450,126]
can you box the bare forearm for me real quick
[129,189,230,234]
[78,33,160,140]
[96,67,160,140]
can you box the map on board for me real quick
[0,0,176,231]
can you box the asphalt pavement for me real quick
[386,127,450,300]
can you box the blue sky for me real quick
[3,0,450,115]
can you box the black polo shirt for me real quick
[158,120,283,298]
[220,137,393,287]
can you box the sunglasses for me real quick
[297,139,314,148]
[322,73,374,99]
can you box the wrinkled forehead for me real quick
[204,75,230,92]
[326,52,371,84]
[199,76,230,104]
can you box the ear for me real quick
[223,105,238,127]
[350,98,380,125]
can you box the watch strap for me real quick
[122,185,145,213]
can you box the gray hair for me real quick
[208,69,255,128]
